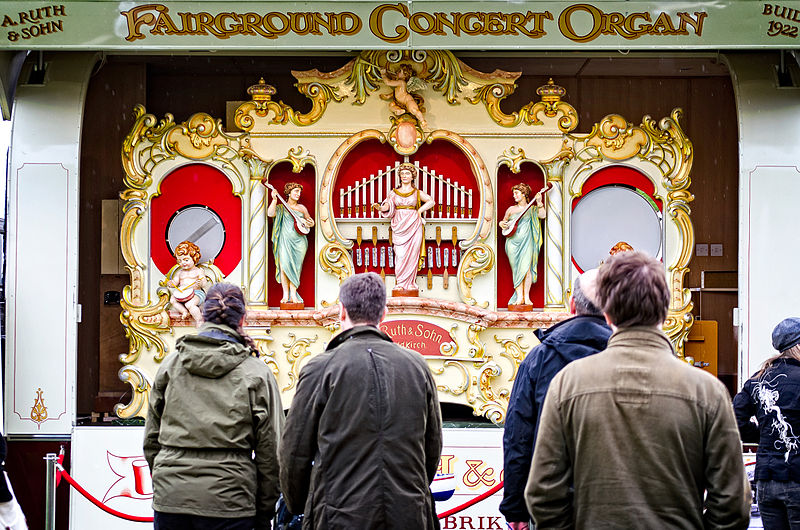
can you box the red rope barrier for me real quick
[56,465,153,523]
[55,450,64,487]
[57,460,500,523]
[437,480,504,519]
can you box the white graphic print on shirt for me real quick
[754,373,800,462]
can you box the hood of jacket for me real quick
[534,315,612,364]
[176,322,252,378]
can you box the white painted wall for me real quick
[4,52,97,435]
[725,52,800,384]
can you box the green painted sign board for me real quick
[0,2,798,50]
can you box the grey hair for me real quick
[339,272,387,325]
[572,276,602,317]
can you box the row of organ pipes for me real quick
[338,161,474,218]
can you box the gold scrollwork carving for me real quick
[477,360,507,425]
[495,334,530,382]
[432,360,470,397]
[115,366,153,419]
[119,193,147,305]
[119,287,171,364]
[457,244,495,308]
[235,77,342,130]
[497,146,528,174]
[319,243,354,306]
[650,109,695,357]
[167,112,228,159]
[664,286,695,359]
[540,140,576,169]
[324,321,341,333]
[426,50,469,105]
[467,324,487,358]
[585,114,650,160]
[122,105,175,189]
[469,79,578,132]
[254,337,280,379]
[527,100,580,133]
[468,84,520,127]
[282,333,319,392]
[439,325,459,356]
[242,151,270,181]
[346,52,383,106]
[284,146,316,173]
[293,82,345,125]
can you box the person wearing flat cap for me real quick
[734,317,800,529]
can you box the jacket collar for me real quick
[197,322,245,344]
[607,325,675,354]
[770,357,800,368]
[326,324,394,351]
[535,314,609,342]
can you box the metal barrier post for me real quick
[44,452,57,530]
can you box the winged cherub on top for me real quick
[381,63,427,127]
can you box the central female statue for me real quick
[376,163,435,294]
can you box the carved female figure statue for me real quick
[375,163,435,294]
[499,183,547,307]
[381,64,427,127]
[267,182,315,306]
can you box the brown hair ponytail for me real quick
[201,283,257,352]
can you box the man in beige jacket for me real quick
[526,251,750,529]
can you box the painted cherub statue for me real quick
[609,241,634,255]
[167,240,208,326]
[381,64,427,127]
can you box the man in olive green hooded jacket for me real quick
[144,317,284,530]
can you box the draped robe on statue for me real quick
[505,206,542,305]
[271,204,307,302]
[381,189,426,291]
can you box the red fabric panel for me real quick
[572,165,662,211]
[150,164,242,277]
[334,139,479,219]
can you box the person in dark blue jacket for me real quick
[734,317,800,529]
[500,269,612,529]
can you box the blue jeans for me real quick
[757,480,800,530]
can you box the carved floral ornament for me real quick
[116,50,695,423]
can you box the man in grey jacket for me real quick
[526,251,751,529]
[280,272,443,530]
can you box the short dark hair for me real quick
[339,272,387,325]
[597,252,669,328]
[572,276,602,317]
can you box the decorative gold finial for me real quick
[31,387,48,425]
[247,78,277,102]
[536,78,567,104]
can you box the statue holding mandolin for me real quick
[499,182,550,308]
[267,181,315,307]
